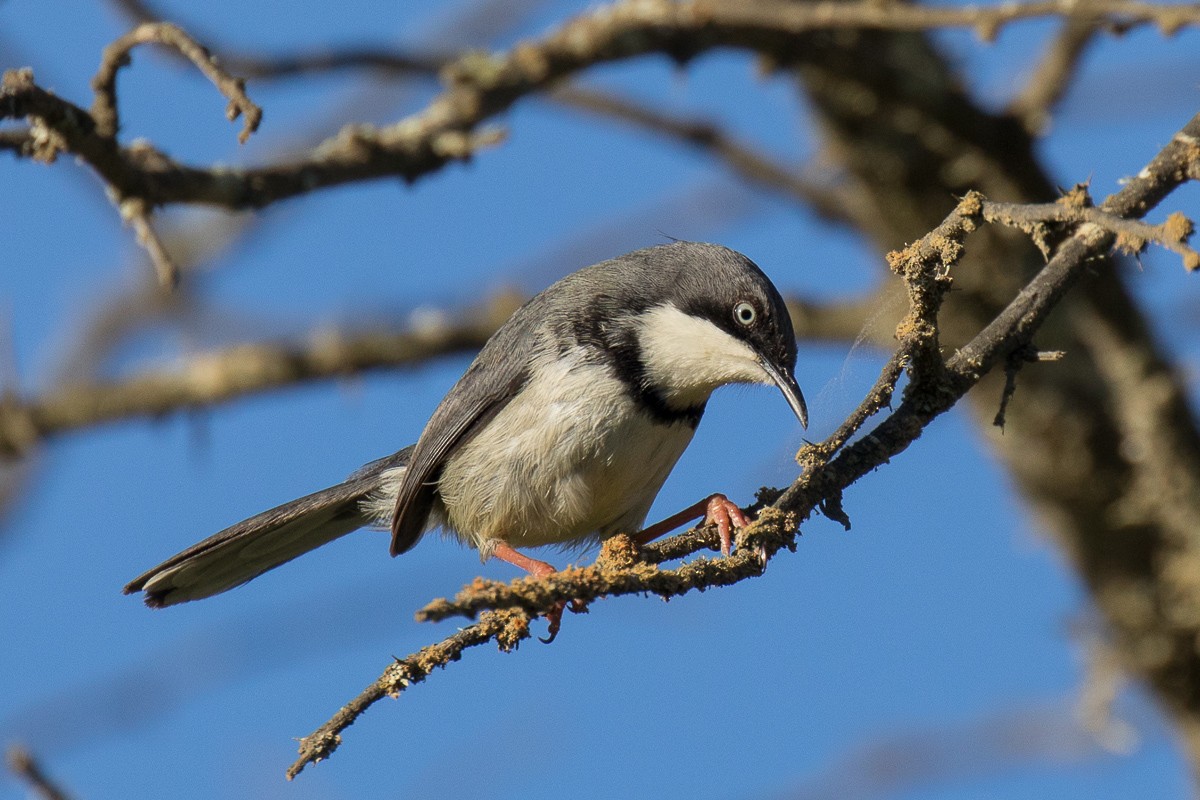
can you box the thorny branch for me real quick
[285,113,1200,778]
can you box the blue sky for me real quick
[2,2,1199,798]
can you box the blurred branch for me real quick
[7,0,1199,213]
[0,126,32,154]
[227,48,447,81]
[0,290,875,459]
[1008,17,1102,134]
[553,86,861,226]
[120,196,181,288]
[0,292,523,458]
[287,113,1200,775]
[90,21,261,144]
[5,746,72,800]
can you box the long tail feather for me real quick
[124,448,410,607]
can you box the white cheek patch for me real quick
[635,303,771,406]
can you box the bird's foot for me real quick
[489,541,586,644]
[703,494,750,557]
[635,492,750,556]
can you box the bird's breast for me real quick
[436,352,698,550]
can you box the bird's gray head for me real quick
[553,241,807,428]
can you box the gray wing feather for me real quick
[389,315,536,555]
[126,448,412,607]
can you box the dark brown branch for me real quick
[5,746,71,800]
[230,48,448,81]
[90,21,261,144]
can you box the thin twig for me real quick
[120,197,180,288]
[287,609,531,778]
[982,192,1199,270]
[90,21,261,143]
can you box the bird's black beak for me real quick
[758,358,808,429]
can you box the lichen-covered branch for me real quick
[287,609,532,779]
[286,110,1200,776]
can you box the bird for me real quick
[124,242,808,638]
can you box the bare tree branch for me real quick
[782,703,1103,800]
[120,196,182,288]
[7,1,1199,213]
[5,746,72,800]
[107,0,159,26]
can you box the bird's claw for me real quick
[539,598,589,644]
[704,493,750,557]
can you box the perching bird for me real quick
[125,242,808,637]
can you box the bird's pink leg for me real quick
[490,541,557,578]
[634,493,750,557]
[490,542,575,643]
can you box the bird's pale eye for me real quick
[733,301,757,326]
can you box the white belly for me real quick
[435,352,697,551]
